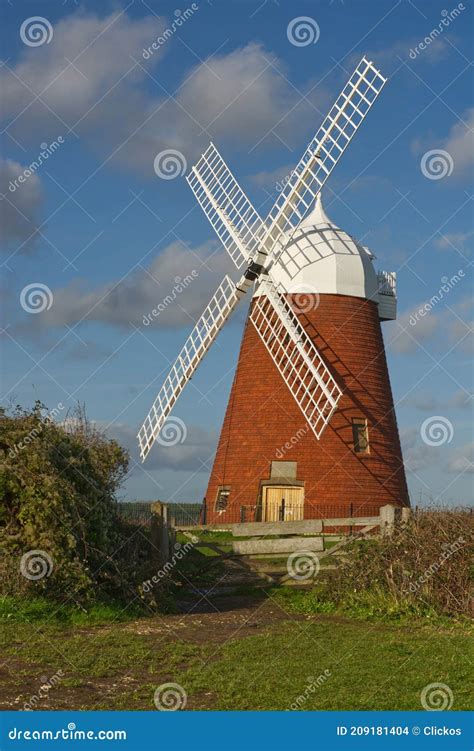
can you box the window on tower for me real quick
[215,486,230,512]
[352,418,370,454]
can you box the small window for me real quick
[352,418,369,454]
[215,486,230,512]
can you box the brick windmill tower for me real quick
[137,57,410,523]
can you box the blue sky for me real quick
[1,0,472,506]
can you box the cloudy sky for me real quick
[1,0,472,506]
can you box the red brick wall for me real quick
[205,294,409,523]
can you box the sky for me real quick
[1,0,473,507]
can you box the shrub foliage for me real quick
[0,402,146,604]
[326,508,473,618]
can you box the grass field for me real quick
[1,594,472,711]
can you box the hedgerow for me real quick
[0,402,148,605]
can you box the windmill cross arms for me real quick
[250,279,343,439]
[186,143,264,270]
[138,275,241,461]
[262,57,387,262]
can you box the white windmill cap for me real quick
[299,192,333,228]
[254,191,379,302]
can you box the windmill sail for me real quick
[186,143,263,269]
[138,275,241,461]
[250,280,342,439]
[262,57,387,262]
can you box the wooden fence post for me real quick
[150,501,172,566]
[379,504,403,536]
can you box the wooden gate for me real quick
[261,486,304,522]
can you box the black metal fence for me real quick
[117,501,203,527]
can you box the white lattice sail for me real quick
[186,143,263,269]
[138,275,241,461]
[250,279,342,439]
[261,57,387,262]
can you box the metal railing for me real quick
[377,270,396,296]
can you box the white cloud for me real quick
[1,11,328,177]
[25,239,234,330]
[442,108,474,180]
[434,231,474,253]
[390,295,473,354]
[447,442,474,474]
[412,108,474,182]
[105,420,217,473]
[401,389,472,411]
[0,159,44,252]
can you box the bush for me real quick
[0,402,148,605]
[323,508,473,619]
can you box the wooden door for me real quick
[262,486,304,522]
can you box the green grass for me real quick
[269,585,474,626]
[0,595,144,626]
[179,620,473,710]
[2,593,472,710]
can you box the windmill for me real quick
[138,56,409,523]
